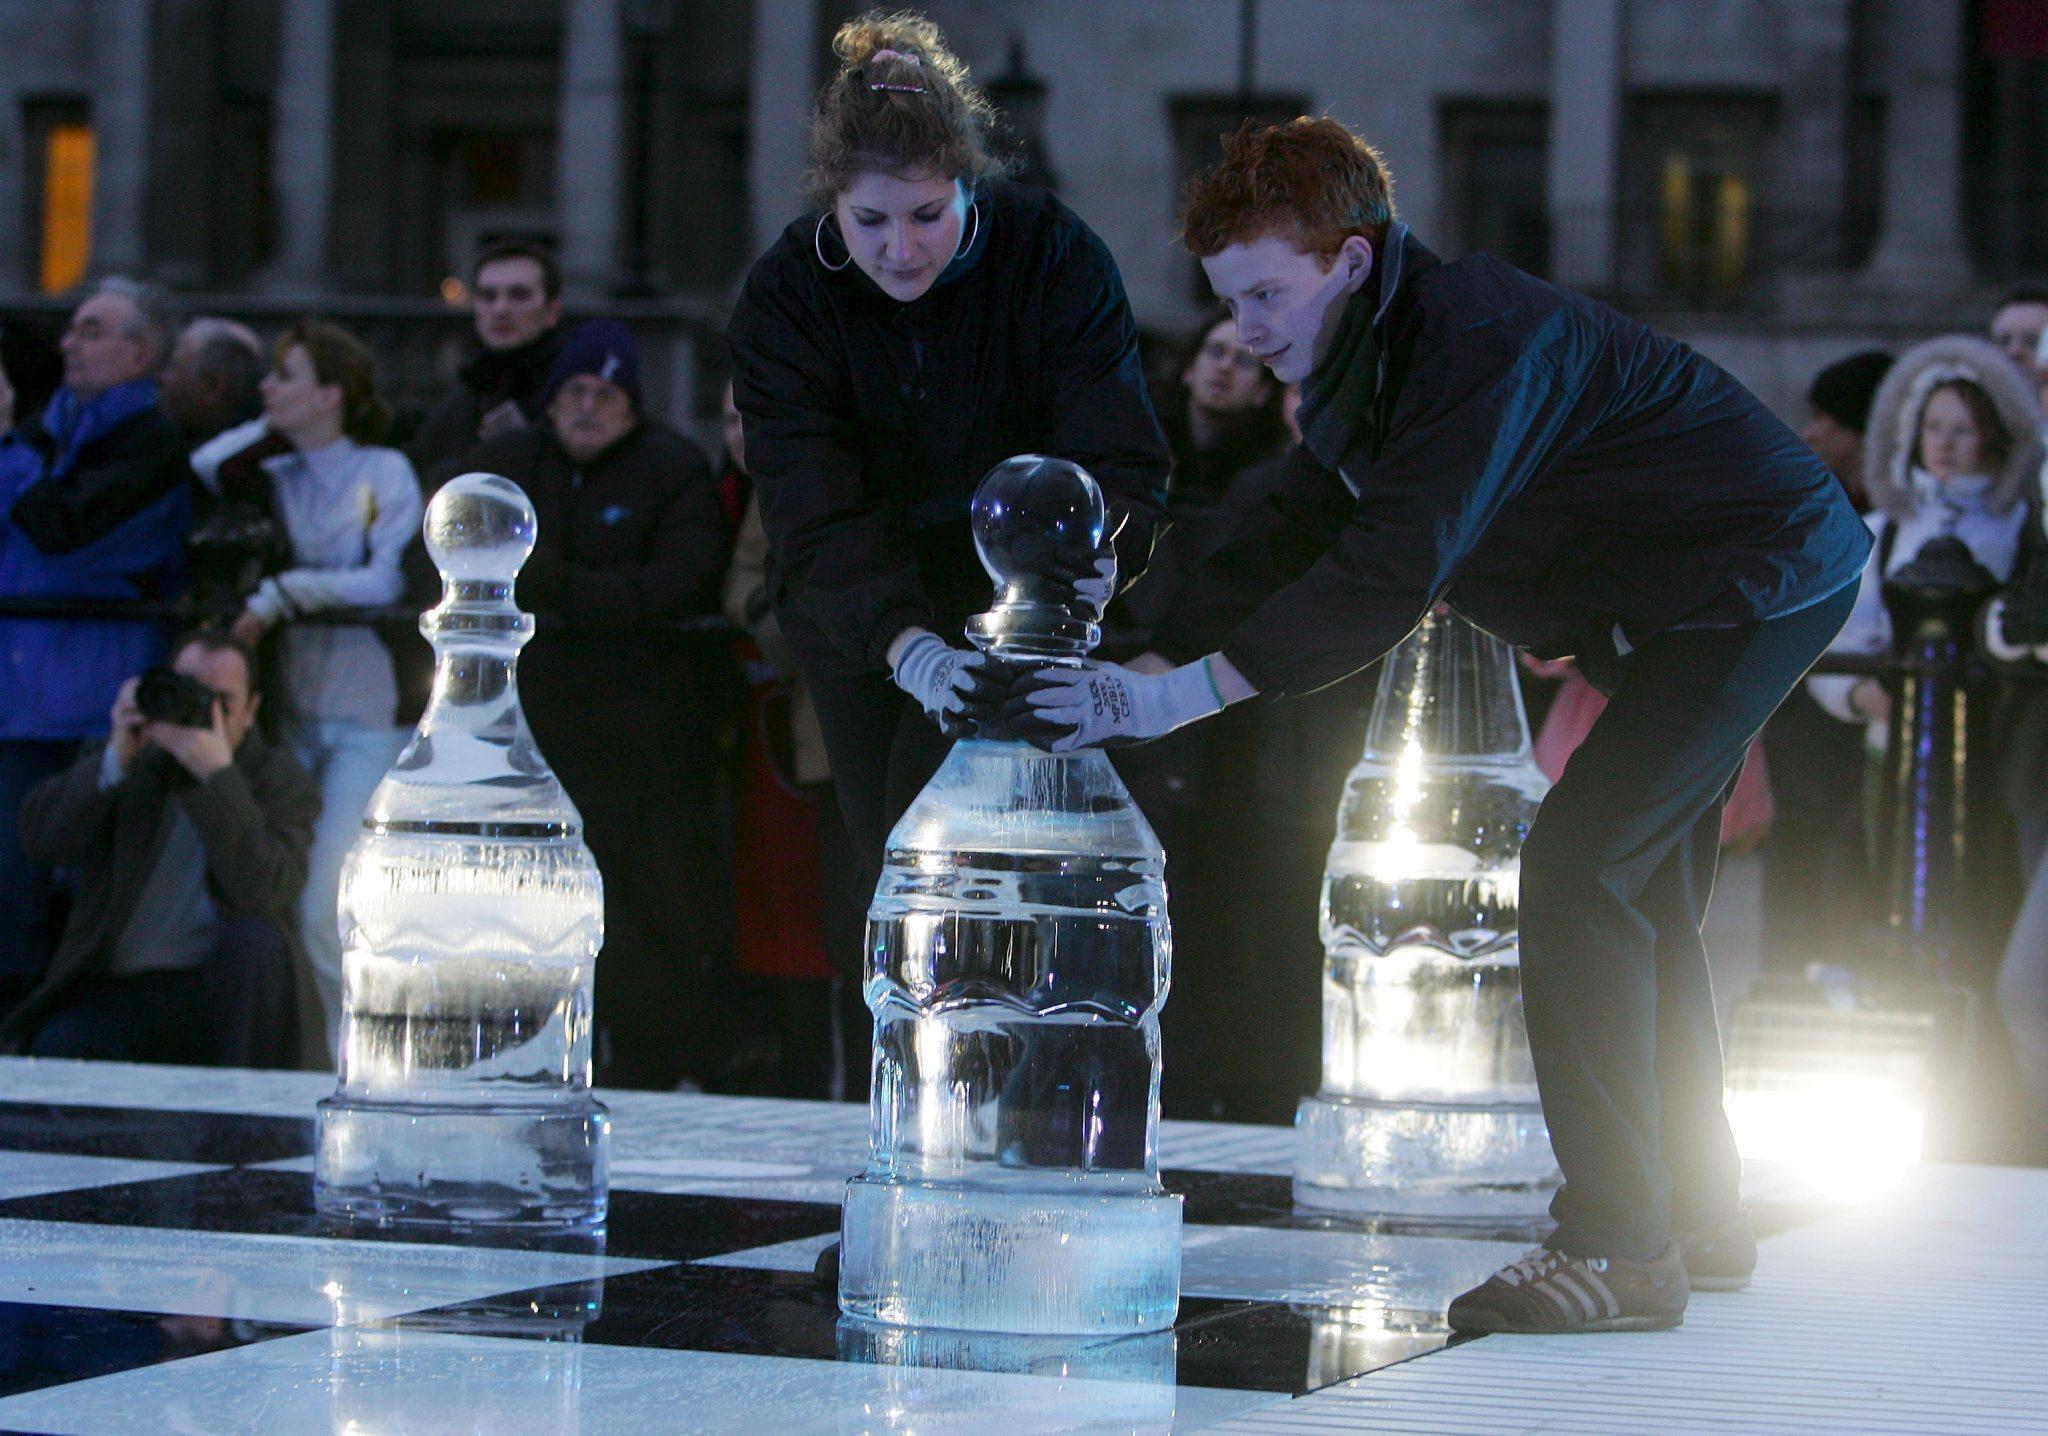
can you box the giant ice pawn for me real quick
[314,473,609,1228]
[1294,611,1560,1218]
[839,455,1182,1334]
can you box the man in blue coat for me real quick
[1006,120,1870,1333]
[1,279,192,996]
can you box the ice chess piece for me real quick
[313,472,608,1228]
[1294,610,1561,1218]
[838,454,1182,1334]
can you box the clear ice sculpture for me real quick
[313,472,608,1228]
[1293,610,1560,1218]
[839,454,1182,1335]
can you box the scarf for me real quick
[1294,281,1381,478]
[461,327,564,408]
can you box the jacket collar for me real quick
[38,378,160,477]
[261,434,359,477]
[1372,222,1411,329]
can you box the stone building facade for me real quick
[2,0,2046,427]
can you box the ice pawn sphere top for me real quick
[315,470,609,1229]
[966,454,1106,659]
[424,470,536,581]
[368,473,578,831]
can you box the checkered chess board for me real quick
[0,1057,2030,1434]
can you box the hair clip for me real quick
[867,47,924,90]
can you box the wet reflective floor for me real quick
[0,1060,1869,1434]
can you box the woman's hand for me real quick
[1850,678,1892,724]
[230,609,266,649]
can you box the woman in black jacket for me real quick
[728,12,1170,908]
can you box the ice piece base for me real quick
[838,1173,1183,1334]
[1293,1091,1558,1220]
[314,1094,609,1229]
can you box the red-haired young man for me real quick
[1005,118,1871,1334]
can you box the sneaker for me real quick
[1447,1244,1688,1334]
[1678,1212,1756,1292]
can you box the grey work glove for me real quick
[891,631,1001,737]
[1001,657,1226,752]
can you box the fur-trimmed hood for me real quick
[1863,335,2042,522]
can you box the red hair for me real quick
[1179,117,1395,259]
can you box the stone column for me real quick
[89,0,154,279]
[1540,0,1622,288]
[260,0,337,295]
[555,0,626,301]
[1780,0,1854,270]
[747,0,819,256]
[1546,0,1624,290]
[1864,0,1971,288]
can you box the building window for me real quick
[1168,93,1309,303]
[23,99,94,295]
[1439,102,1549,276]
[1621,94,1778,307]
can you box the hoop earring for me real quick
[814,213,852,272]
[953,200,982,261]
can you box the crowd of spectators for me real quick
[3,252,2048,1150]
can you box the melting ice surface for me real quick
[843,739,1182,1334]
[1296,614,1561,1218]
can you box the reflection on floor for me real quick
[0,1057,2030,1434]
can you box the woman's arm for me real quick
[248,451,425,620]
[730,272,935,672]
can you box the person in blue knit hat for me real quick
[423,317,736,1092]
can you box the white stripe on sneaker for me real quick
[1546,1271,1598,1322]
[1578,1266,1622,1320]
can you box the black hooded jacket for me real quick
[728,182,1171,676]
[1154,227,1874,695]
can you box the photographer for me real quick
[0,630,318,1067]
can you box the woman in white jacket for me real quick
[1809,336,2040,761]
[191,321,422,1064]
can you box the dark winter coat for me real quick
[728,181,1171,676]
[1154,226,1874,695]
[404,327,566,477]
[0,730,318,1059]
[427,420,733,788]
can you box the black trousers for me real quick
[1521,582,1857,1262]
[578,777,731,1091]
[806,668,957,955]
[26,915,293,1066]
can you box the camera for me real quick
[135,667,220,728]
[185,501,291,617]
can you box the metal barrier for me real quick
[0,596,735,636]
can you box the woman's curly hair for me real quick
[802,10,1010,208]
